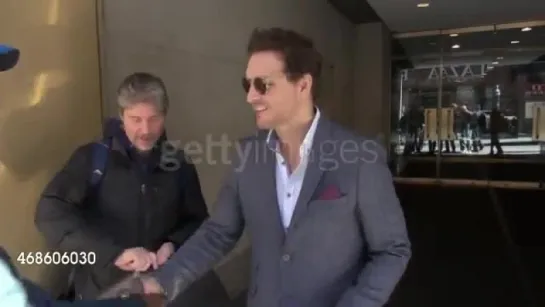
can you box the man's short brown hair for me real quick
[247,27,322,99]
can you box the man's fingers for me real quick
[149,253,158,270]
[114,250,159,272]
[156,256,166,266]
[136,253,157,271]
[115,257,135,270]
[134,260,150,272]
[114,257,126,266]
[142,277,163,295]
[118,264,134,271]
[115,258,135,271]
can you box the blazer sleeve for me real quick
[152,160,245,302]
[336,152,412,307]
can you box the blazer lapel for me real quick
[255,135,286,240]
[287,118,331,233]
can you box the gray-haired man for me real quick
[34,72,209,299]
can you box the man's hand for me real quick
[141,276,164,295]
[156,242,175,266]
[114,247,158,272]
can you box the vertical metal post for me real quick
[95,0,108,124]
[398,72,404,160]
[435,35,444,179]
[495,84,501,109]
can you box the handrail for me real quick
[393,177,543,190]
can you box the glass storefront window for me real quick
[391,24,545,180]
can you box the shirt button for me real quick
[287,193,291,198]
[282,254,291,262]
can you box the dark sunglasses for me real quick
[242,77,273,95]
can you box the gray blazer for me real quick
[153,117,411,307]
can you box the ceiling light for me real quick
[522,27,532,32]
[511,40,520,44]
[452,44,460,49]
[492,61,499,65]
[497,56,503,60]
[449,33,458,37]
[417,3,429,7]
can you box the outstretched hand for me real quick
[114,247,158,272]
[156,242,175,266]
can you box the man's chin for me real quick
[256,119,274,130]
[135,143,155,152]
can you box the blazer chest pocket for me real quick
[308,195,351,215]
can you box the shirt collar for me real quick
[266,107,321,158]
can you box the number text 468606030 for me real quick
[17,251,96,266]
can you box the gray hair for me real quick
[117,72,169,114]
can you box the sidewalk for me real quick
[481,137,536,146]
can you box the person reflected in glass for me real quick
[489,107,504,155]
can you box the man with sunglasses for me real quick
[142,27,411,307]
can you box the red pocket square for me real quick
[318,185,342,200]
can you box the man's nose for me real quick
[140,121,151,134]
[246,86,261,104]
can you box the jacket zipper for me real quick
[141,182,152,244]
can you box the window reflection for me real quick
[392,25,545,160]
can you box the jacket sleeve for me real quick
[152,160,245,302]
[34,144,125,268]
[166,158,210,248]
[336,152,412,307]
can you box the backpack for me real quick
[88,117,123,190]
[89,138,113,189]
[61,137,113,300]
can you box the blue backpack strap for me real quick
[65,138,112,297]
[90,138,112,188]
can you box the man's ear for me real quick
[298,73,313,95]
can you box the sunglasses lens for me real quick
[242,77,269,95]
[254,78,267,95]
[242,78,250,93]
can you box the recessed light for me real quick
[450,33,458,37]
[417,3,429,7]
[511,40,520,44]
[522,27,532,32]
[492,61,499,65]
[452,44,460,49]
